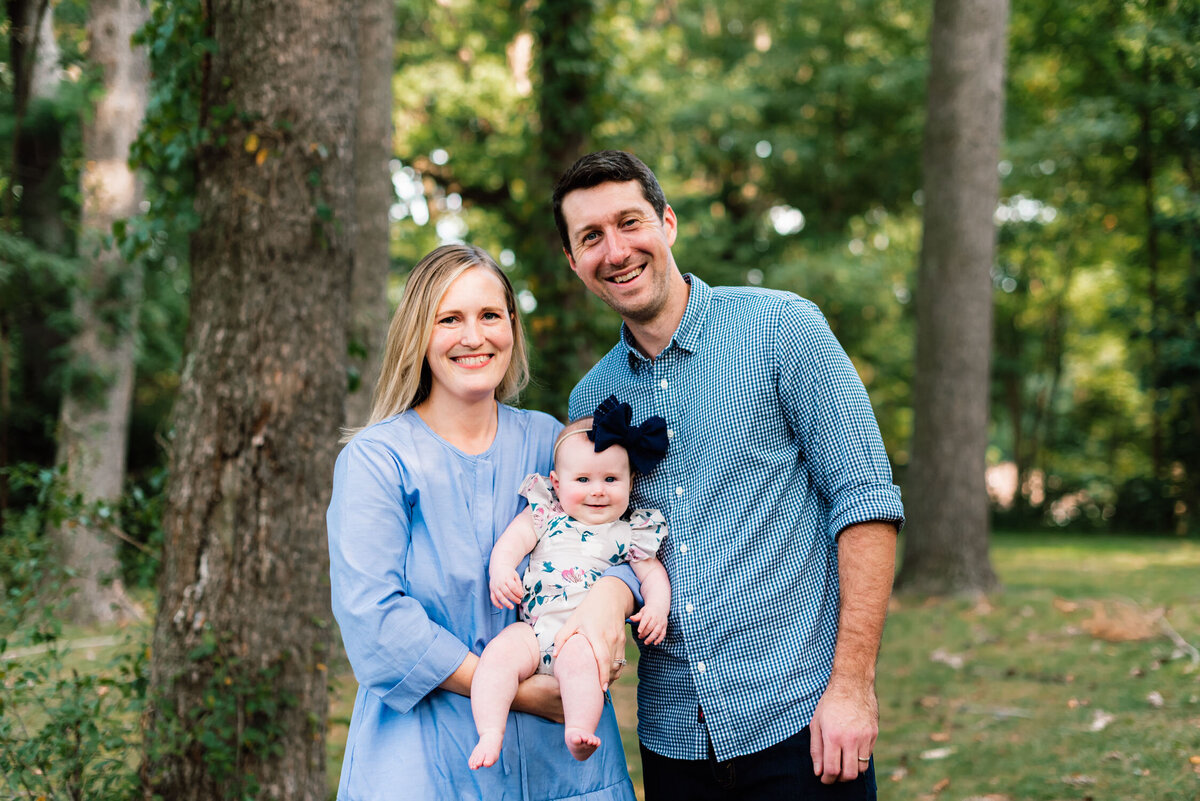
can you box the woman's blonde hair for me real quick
[342,244,529,441]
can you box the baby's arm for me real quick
[489,508,538,609]
[628,557,670,644]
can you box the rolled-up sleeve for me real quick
[776,299,905,541]
[327,437,469,714]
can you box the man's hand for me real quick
[809,676,878,783]
[552,577,634,691]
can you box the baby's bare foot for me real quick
[469,730,504,770]
[564,727,601,761]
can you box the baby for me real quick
[469,397,671,768]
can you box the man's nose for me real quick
[604,231,631,265]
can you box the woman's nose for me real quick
[460,319,483,345]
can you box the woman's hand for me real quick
[552,577,634,691]
[512,673,565,723]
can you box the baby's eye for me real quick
[605,476,617,483]
[576,476,589,483]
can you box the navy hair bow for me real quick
[588,395,669,475]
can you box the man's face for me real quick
[560,180,679,324]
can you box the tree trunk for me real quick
[345,0,394,428]
[51,0,149,625]
[896,0,1007,596]
[144,0,357,797]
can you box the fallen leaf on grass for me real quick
[1082,600,1163,642]
[930,648,965,669]
[1053,597,1079,613]
[889,767,908,782]
[920,747,954,760]
[962,796,1011,801]
[930,731,951,742]
[1146,691,1164,707]
[1061,773,1096,786]
[1189,755,1200,765]
[931,778,951,793]
[1088,710,1115,732]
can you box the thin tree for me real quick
[896,0,1008,596]
[345,0,394,428]
[144,0,357,796]
[51,0,149,624]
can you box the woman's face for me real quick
[424,266,515,407]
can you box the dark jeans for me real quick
[640,727,876,801]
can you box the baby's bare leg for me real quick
[555,633,604,761]
[469,622,541,769]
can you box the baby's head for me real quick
[550,418,632,526]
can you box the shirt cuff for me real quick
[829,483,906,541]
[377,628,470,714]
[601,563,643,612]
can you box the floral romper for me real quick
[517,474,667,674]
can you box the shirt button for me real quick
[679,543,688,555]
[685,602,694,613]
[667,429,675,439]
[659,379,669,390]
[696,662,706,674]
[675,486,684,496]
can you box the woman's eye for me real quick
[438,315,457,325]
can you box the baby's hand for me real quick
[489,569,525,609]
[629,603,668,645]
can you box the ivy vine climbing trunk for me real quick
[896,0,1007,596]
[52,0,149,624]
[345,0,394,428]
[144,0,357,797]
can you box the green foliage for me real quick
[0,464,148,801]
[145,629,298,801]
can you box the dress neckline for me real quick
[407,404,506,461]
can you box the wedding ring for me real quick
[857,756,871,763]
[613,658,627,666]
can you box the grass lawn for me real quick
[330,532,1200,800]
[9,533,1194,799]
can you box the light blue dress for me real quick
[327,405,637,801]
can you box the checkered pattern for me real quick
[569,275,905,762]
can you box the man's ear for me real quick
[662,204,678,247]
[564,247,579,273]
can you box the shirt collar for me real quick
[620,273,711,365]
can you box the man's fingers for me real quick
[809,719,824,776]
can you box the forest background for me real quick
[0,0,1197,798]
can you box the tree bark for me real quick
[896,0,1007,596]
[144,0,357,797]
[51,0,149,625]
[345,0,394,428]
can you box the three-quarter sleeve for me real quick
[775,299,905,541]
[327,436,469,714]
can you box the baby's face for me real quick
[550,436,632,526]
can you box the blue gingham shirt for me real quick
[569,274,904,762]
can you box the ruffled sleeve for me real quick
[518,473,563,538]
[626,508,667,562]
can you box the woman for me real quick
[327,244,636,800]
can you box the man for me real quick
[554,150,904,800]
